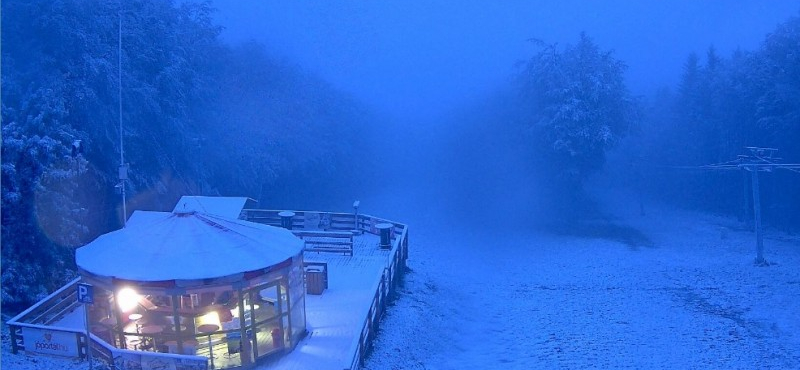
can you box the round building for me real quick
[76,207,306,368]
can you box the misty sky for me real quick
[213,1,799,121]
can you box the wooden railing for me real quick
[8,277,208,370]
[8,277,83,355]
[9,277,82,329]
[92,332,208,370]
[344,223,409,370]
[242,209,408,237]
[242,209,360,231]
[244,208,410,370]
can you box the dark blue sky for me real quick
[213,1,799,121]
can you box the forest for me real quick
[2,0,799,313]
[1,0,376,311]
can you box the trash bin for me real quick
[278,211,295,230]
[306,267,325,295]
[376,223,393,249]
[226,332,241,354]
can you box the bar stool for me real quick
[128,338,142,350]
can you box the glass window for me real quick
[290,296,306,342]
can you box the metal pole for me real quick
[118,3,127,227]
[750,166,765,265]
[171,295,183,355]
[84,304,93,370]
[741,170,750,224]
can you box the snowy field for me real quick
[3,197,800,370]
[363,197,800,370]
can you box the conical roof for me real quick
[76,210,304,282]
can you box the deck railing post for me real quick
[352,201,361,234]
[10,325,19,354]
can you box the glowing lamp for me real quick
[197,311,221,333]
[117,287,140,312]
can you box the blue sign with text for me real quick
[77,283,93,304]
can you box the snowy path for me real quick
[364,204,800,369]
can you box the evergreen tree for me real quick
[516,33,639,217]
[1,0,374,310]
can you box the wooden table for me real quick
[163,324,188,333]
[140,325,163,335]
[164,339,199,355]
[99,317,117,326]
[197,324,220,367]
[137,325,163,352]
[197,324,220,333]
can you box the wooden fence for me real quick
[8,278,208,370]
[344,222,408,370]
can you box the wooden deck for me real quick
[263,233,393,369]
[248,210,409,370]
[7,210,408,370]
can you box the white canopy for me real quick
[171,196,254,219]
[76,210,303,282]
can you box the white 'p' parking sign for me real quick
[77,283,93,304]
[76,282,94,369]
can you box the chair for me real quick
[138,296,158,310]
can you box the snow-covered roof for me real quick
[171,196,254,219]
[76,210,303,282]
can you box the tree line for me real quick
[519,18,800,228]
[439,18,799,230]
[632,15,800,229]
[1,0,374,311]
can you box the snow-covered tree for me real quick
[2,0,375,310]
[517,33,639,197]
[632,16,800,227]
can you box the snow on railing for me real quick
[9,208,409,370]
[8,277,208,370]
[343,224,409,370]
[93,335,208,370]
[8,277,81,326]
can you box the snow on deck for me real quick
[44,231,393,370]
[259,232,390,370]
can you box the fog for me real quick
[212,1,800,232]
[214,1,796,121]
[2,1,800,368]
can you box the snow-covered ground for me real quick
[3,195,799,369]
[363,196,800,370]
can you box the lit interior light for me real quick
[197,311,221,330]
[117,287,140,312]
[230,304,260,318]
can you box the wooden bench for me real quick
[293,230,354,256]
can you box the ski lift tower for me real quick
[702,147,800,265]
